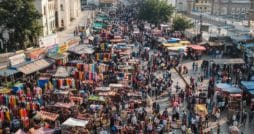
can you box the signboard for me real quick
[68,37,80,47]
[201,25,209,32]
[47,44,59,57]
[29,49,46,60]
[100,0,114,3]
[9,53,26,66]
[39,34,58,48]
[58,43,68,54]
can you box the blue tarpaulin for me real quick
[12,83,24,93]
[232,35,252,42]
[240,81,254,91]
[216,83,241,93]
[0,69,19,77]
[38,78,49,89]
[167,38,180,43]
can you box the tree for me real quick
[0,0,42,51]
[172,16,194,32]
[138,0,174,26]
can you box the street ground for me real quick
[147,56,254,134]
[57,10,94,43]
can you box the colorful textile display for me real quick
[37,77,50,89]
[95,53,111,61]
[74,72,98,81]
[52,78,75,89]
[76,63,108,73]
[12,83,24,93]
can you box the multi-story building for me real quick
[34,0,56,36]
[211,0,250,20]
[193,0,211,13]
[249,0,254,36]
[55,0,81,29]
[167,0,188,12]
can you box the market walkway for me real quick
[57,10,94,43]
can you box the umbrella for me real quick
[15,129,26,134]
[229,126,240,134]
[173,101,179,107]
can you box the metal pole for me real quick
[200,13,203,41]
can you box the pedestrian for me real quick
[242,111,247,126]
[217,123,220,134]
[249,111,253,123]
[192,62,195,71]
[195,62,198,72]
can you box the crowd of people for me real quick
[0,2,254,134]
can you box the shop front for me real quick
[47,44,69,66]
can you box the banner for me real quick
[58,43,68,54]
[47,44,59,57]
[39,34,58,48]
[9,53,26,66]
[29,49,46,60]
[68,37,80,47]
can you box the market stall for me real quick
[62,118,89,133]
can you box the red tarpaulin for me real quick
[187,45,206,51]
[38,111,59,121]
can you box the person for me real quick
[249,111,253,124]
[242,111,247,126]
[217,123,220,134]
[192,62,195,71]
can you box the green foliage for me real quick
[0,0,42,51]
[138,0,174,25]
[172,16,194,31]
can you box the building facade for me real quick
[250,0,254,36]
[193,0,211,13]
[34,0,81,36]
[211,0,250,20]
[34,0,56,36]
[54,0,81,29]
[167,0,188,12]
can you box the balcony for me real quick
[248,9,254,20]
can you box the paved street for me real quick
[57,10,94,43]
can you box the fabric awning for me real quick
[15,129,26,134]
[240,81,254,90]
[212,58,245,65]
[109,83,124,88]
[68,45,94,55]
[0,88,11,94]
[187,45,206,51]
[216,83,241,94]
[37,110,59,121]
[17,59,52,75]
[95,87,111,91]
[48,53,68,60]
[54,102,74,109]
[0,69,19,77]
[167,46,187,51]
[62,118,89,127]
[53,67,70,77]
[163,43,182,47]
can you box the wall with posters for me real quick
[47,44,59,57]
[39,34,58,48]
[68,37,81,48]
[58,43,68,54]
[9,53,26,66]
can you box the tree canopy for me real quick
[138,0,174,26]
[0,0,42,51]
[172,16,194,31]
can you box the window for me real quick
[60,4,64,11]
[61,19,64,27]
[44,6,46,15]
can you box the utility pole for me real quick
[199,13,203,42]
